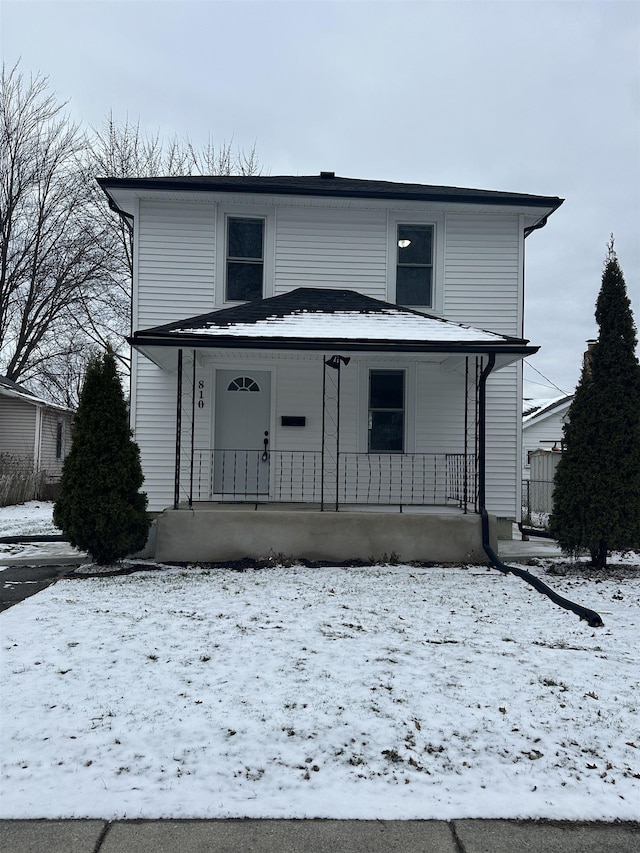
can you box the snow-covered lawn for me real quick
[1,559,639,821]
[0,501,84,565]
[0,500,59,538]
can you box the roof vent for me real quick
[319,171,335,179]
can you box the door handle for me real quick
[262,431,269,461]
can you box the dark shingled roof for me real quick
[129,288,538,361]
[139,287,456,334]
[0,375,35,396]
[98,173,563,210]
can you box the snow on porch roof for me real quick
[131,288,537,356]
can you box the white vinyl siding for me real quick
[38,410,73,478]
[131,197,530,519]
[0,397,36,461]
[274,361,322,452]
[137,201,216,329]
[414,364,466,454]
[0,397,72,479]
[132,357,180,510]
[443,214,521,336]
[274,208,388,299]
[485,366,521,518]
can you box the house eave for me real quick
[99,176,562,232]
[129,333,538,372]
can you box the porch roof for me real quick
[131,288,538,369]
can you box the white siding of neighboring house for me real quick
[0,396,36,464]
[523,408,569,479]
[38,408,73,479]
[0,396,72,480]
[132,197,528,519]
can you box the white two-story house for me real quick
[99,173,562,563]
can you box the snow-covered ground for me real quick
[1,552,639,820]
[0,500,59,538]
[0,500,85,565]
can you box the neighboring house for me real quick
[522,395,573,480]
[521,394,573,523]
[0,376,74,504]
[98,172,563,562]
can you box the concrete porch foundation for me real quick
[155,506,497,564]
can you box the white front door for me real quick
[214,370,271,496]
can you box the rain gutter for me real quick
[477,354,603,628]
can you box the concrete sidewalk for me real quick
[1,819,638,852]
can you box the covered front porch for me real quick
[130,288,535,562]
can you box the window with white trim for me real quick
[55,420,65,460]
[368,370,405,453]
[226,217,265,302]
[396,224,433,307]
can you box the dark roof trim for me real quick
[129,334,538,357]
[0,374,33,395]
[98,174,563,211]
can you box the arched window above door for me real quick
[227,376,260,392]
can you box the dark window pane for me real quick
[370,371,404,409]
[228,218,263,259]
[369,411,404,452]
[227,261,263,301]
[397,225,432,265]
[396,266,432,306]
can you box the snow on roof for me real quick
[523,394,573,423]
[172,308,508,343]
[139,289,520,346]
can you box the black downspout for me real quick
[105,195,135,339]
[321,356,326,512]
[174,349,183,510]
[189,350,196,508]
[518,521,555,540]
[477,354,603,628]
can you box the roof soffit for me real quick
[105,186,559,223]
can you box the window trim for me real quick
[368,368,405,453]
[358,362,416,454]
[215,206,275,307]
[387,211,444,312]
[55,419,65,460]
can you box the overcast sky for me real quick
[3,0,639,398]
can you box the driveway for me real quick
[0,562,79,612]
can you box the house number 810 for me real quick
[198,380,205,409]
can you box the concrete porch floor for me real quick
[156,504,497,564]
[179,502,466,514]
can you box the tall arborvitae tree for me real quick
[54,347,149,564]
[550,239,640,568]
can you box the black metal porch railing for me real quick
[192,450,476,509]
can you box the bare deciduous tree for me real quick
[83,114,261,364]
[1,61,261,406]
[0,63,110,390]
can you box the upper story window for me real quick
[396,224,433,307]
[226,217,264,302]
